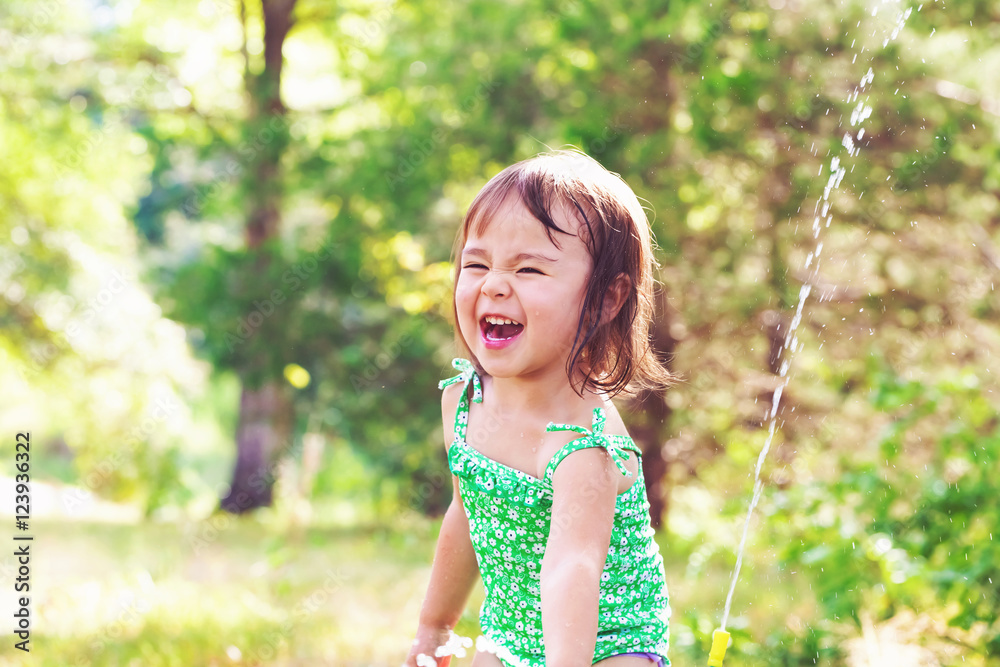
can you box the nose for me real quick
[481,269,510,298]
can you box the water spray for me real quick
[705,2,915,664]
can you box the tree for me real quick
[217,0,299,513]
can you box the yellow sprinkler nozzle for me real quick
[707,628,730,667]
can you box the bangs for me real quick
[462,162,582,249]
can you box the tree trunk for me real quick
[626,287,680,530]
[221,381,294,512]
[221,0,298,514]
[630,387,672,530]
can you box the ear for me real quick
[601,273,630,324]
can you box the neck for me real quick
[485,364,598,420]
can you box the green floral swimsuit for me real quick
[439,359,670,667]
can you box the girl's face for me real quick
[455,197,593,383]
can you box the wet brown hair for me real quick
[451,149,676,398]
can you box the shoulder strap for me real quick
[543,408,641,483]
[438,358,483,442]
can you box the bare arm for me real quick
[540,447,618,667]
[405,385,481,666]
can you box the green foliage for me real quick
[769,368,1000,656]
[0,0,214,508]
[758,625,840,667]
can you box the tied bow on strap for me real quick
[546,408,632,478]
[437,358,484,403]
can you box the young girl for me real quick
[406,150,674,667]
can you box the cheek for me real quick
[454,277,478,311]
[454,280,480,332]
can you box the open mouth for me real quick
[480,314,524,345]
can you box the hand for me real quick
[404,624,453,667]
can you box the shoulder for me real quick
[549,444,618,487]
[440,382,464,449]
[547,399,630,440]
[546,401,639,493]
[598,400,630,438]
[441,381,464,418]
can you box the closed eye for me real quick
[463,263,488,270]
[517,267,544,275]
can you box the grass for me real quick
[0,501,811,667]
[0,514,446,667]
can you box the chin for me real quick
[474,354,521,378]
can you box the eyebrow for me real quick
[462,248,558,264]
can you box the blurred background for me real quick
[1,0,998,664]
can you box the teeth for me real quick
[484,315,520,326]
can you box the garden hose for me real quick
[707,629,730,667]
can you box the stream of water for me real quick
[718,0,917,633]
